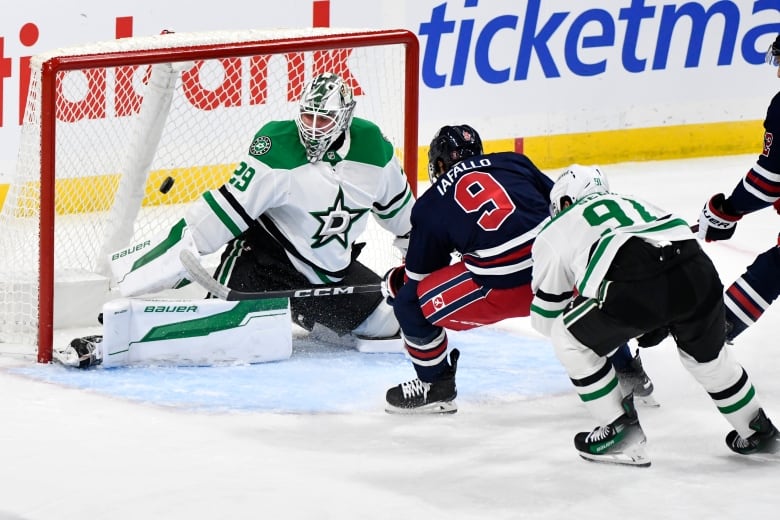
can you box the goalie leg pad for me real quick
[99,297,292,367]
[352,299,400,338]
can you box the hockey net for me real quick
[0,28,419,362]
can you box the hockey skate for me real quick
[385,349,459,414]
[574,394,651,467]
[52,335,103,368]
[726,408,780,455]
[616,351,659,407]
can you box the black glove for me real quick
[381,264,406,303]
[697,193,741,242]
[636,327,669,348]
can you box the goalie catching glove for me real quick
[697,193,742,242]
[381,264,406,303]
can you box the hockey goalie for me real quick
[54,72,412,368]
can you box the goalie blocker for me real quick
[54,297,293,368]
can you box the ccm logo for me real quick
[293,287,354,297]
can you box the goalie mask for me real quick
[295,72,357,163]
[427,124,483,183]
[766,33,780,67]
[549,164,609,216]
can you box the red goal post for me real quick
[0,28,419,363]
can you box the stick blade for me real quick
[179,249,230,300]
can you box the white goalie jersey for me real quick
[111,117,414,295]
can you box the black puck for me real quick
[159,176,175,194]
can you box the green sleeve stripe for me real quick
[578,234,615,294]
[562,299,598,327]
[203,191,243,237]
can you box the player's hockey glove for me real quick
[381,264,406,303]
[697,193,741,242]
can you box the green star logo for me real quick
[310,187,368,249]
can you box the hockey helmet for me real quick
[295,72,357,163]
[549,164,609,216]
[766,33,780,67]
[427,124,483,183]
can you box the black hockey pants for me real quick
[564,237,726,363]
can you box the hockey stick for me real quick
[179,250,382,301]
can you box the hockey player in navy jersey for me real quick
[697,34,780,342]
[382,125,654,414]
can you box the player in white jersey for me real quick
[56,72,413,368]
[531,165,778,466]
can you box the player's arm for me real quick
[530,236,574,337]
[185,157,288,253]
[698,106,780,241]
[372,156,414,249]
[110,128,290,296]
[351,120,414,250]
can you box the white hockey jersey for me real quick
[184,117,414,284]
[111,117,414,296]
[530,192,696,337]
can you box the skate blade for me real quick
[634,394,660,408]
[743,436,780,456]
[385,401,458,415]
[578,446,652,467]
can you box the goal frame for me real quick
[34,29,419,363]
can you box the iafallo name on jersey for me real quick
[436,158,493,196]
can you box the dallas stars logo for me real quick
[310,187,368,248]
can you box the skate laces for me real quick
[730,434,752,450]
[400,378,431,399]
[586,424,614,443]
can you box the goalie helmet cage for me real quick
[0,28,419,363]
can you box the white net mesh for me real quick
[0,28,416,358]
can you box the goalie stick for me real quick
[179,250,382,301]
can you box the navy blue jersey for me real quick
[406,151,553,289]
[727,90,780,213]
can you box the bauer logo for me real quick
[111,240,151,260]
[143,305,199,313]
